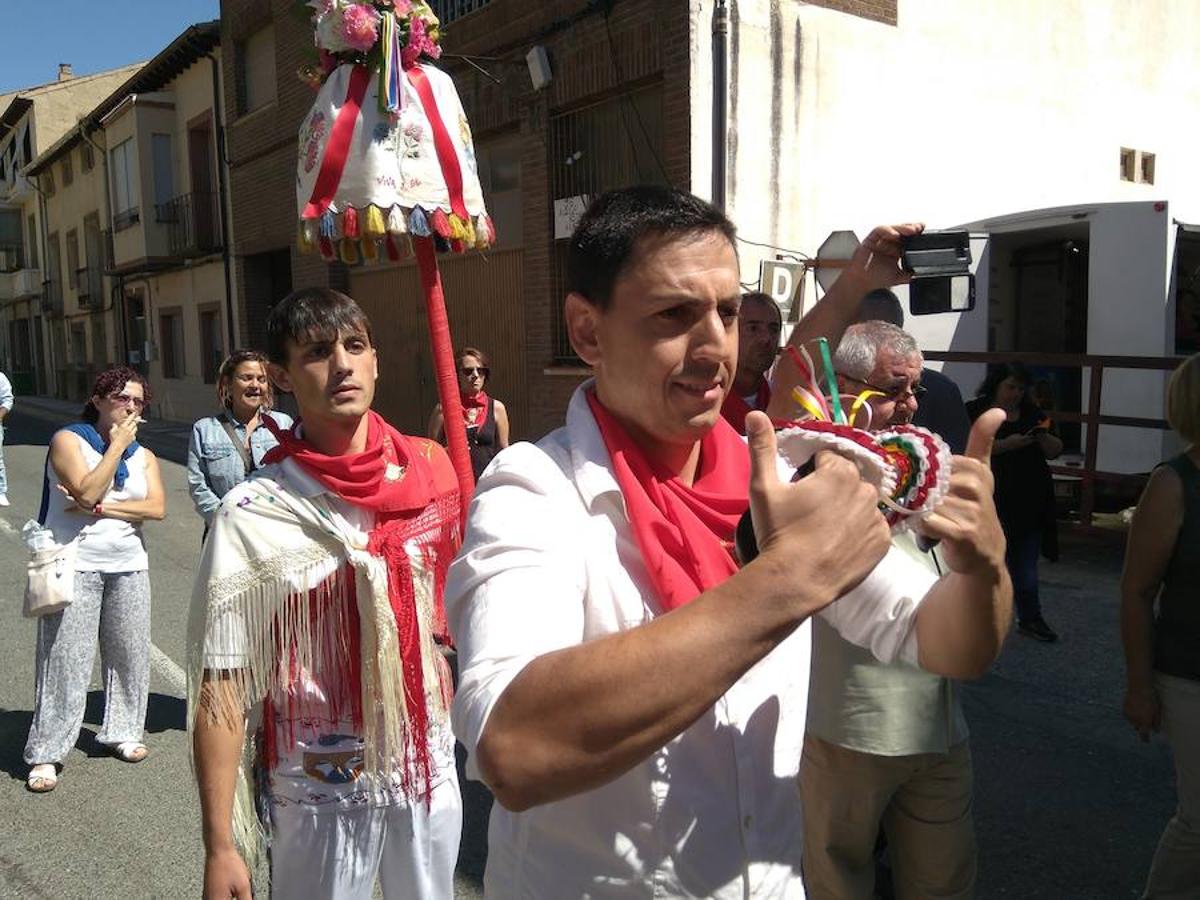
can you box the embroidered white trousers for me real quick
[268,774,462,899]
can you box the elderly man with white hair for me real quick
[800,320,981,900]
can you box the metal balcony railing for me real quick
[431,0,491,24]
[161,191,223,257]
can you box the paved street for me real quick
[0,403,1179,899]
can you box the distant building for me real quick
[0,62,143,396]
[23,22,232,422]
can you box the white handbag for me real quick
[23,539,78,618]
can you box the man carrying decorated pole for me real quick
[189,288,461,899]
[446,185,1012,896]
[294,0,498,522]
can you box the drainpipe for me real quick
[712,0,729,212]
[203,49,236,352]
[32,173,56,397]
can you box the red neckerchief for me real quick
[462,390,489,429]
[264,411,438,512]
[720,377,772,436]
[262,411,460,799]
[586,390,750,613]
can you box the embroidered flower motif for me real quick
[301,111,328,174]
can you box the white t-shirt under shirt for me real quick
[42,431,149,572]
[201,457,455,814]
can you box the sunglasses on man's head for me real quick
[460,367,489,377]
[109,392,146,409]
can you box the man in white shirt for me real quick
[447,186,1012,898]
[191,289,462,900]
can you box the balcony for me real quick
[0,266,41,302]
[0,172,34,203]
[159,191,223,258]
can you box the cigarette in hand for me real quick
[136,417,148,424]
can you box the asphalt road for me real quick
[0,404,1180,898]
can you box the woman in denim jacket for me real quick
[186,350,293,533]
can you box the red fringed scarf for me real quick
[720,377,772,436]
[262,412,460,796]
[586,391,750,612]
[462,390,489,428]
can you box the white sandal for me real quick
[27,763,58,793]
[113,742,148,763]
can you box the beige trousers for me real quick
[800,734,976,900]
[1142,672,1200,899]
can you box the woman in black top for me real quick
[428,347,510,481]
[966,363,1063,642]
[1121,353,1200,896]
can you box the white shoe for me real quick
[0,495,9,506]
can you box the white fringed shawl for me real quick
[186,462,448,866]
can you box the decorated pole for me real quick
[294,0,495,525]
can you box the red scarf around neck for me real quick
[720,377,772,436]
[461,390,489,429]
[586,390,750,613]
[262,411,461,798]
[264,410,440,512]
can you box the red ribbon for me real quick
[302,64,372,220]
[406,65,468,221]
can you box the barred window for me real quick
[548,86,667,363]
[429,0,491,25]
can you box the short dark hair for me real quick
[82,366,152,424]
[265,287,374,366]
[567,185,737,309]
[856,288,904,328]
[740,291,781,325]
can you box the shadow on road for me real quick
[0,709,33,782]
[0,692,186,781]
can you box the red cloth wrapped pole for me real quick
[414,235,474,525]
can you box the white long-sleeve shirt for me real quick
[446,383,936,899]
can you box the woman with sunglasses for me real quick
[428,347,510,480]
[25,366,166,792]
[186,350,292,536]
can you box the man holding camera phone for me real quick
[448,187,1012,897]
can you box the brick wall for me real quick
[219,0,690,438]
[221,0,337,347]
[442,0,693,437]
[805,0,897,27]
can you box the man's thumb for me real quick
[965,407,1005,462]
[745,411,779,490]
